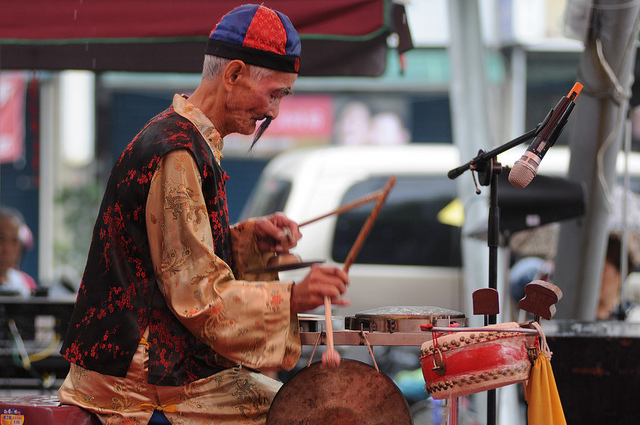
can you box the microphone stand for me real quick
[447,127,537,425]
[447,127,537,180]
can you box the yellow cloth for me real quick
[524,354,567,425]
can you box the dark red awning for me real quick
[0,0,412,76]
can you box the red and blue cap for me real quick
[206,4,301,74]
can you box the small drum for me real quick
[267,359,412,425]
[420,322,538,400]
[345,306,467,333]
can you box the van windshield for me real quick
[331,175,462,267]
[239,178,292,220]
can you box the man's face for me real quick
[225,69,296,137]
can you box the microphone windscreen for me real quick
[508,163,535,188]
[508,150,541,188]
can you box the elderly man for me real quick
[58,5,349,424]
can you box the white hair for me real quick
[202,55,277,82]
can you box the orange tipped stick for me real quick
[568,82,583,101]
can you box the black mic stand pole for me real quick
[448,127,537,425]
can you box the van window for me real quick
[240,178,291,219]
[331,175,462,267]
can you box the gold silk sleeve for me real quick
[146,149,300,370]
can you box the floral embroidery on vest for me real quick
[62,108,231,385]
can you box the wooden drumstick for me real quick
[298,189,385,228]
[322,296,338,366]
[343,175,396,273]
[247,190,384,276]
[323,175,396,367]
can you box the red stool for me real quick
[0,395,172,425]
[0,395,101,425]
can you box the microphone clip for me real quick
[469,153,503,195]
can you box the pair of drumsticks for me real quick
[308,176,396,367]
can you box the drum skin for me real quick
[420,322,537,400]
[345,306,467,332]
[266,359,412,425]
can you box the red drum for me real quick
[420,322,538,400]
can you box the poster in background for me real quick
[0,72,27,163]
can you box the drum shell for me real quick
[420,323,537,400]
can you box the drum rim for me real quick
[352,305,466,319]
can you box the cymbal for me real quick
[244,260,325,274]
[266,359,412,425]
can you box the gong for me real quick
[266,359,412,425]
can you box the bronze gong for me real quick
[266,359,412,425]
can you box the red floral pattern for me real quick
[62,108,231,385]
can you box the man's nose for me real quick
[266,99,281,121]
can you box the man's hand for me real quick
[290,265,350,314]
[254,212,302,253]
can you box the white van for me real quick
[240,144,465,316]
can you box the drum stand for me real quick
[448,127,539,425]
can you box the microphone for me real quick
[508,82,583,188]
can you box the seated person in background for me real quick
[0,206,36,296]
[598,233,635,320]
[509,256,554,304]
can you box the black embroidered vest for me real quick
[61,107,231,386]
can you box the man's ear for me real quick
[222,60,248,90]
